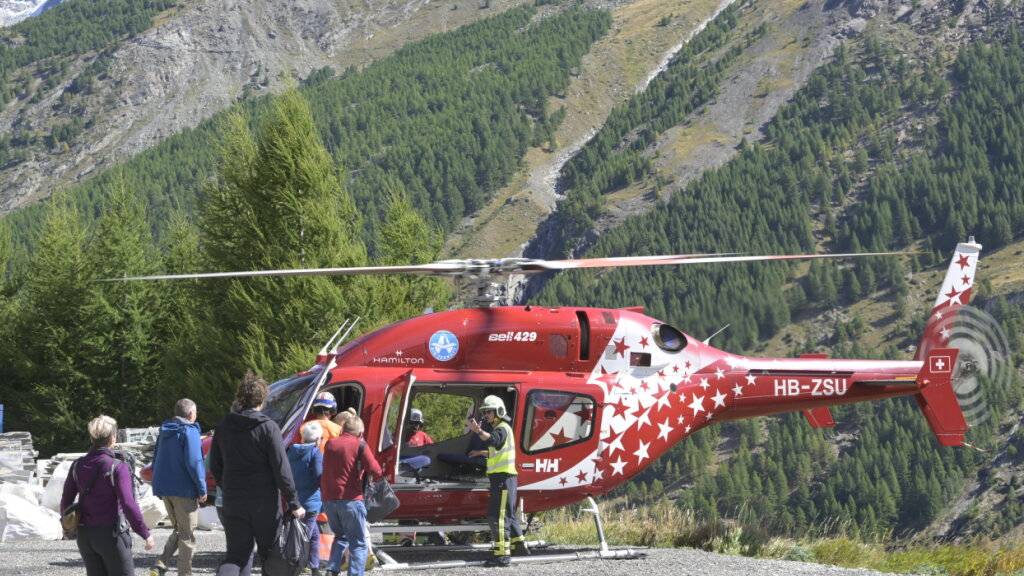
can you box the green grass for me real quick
[540,503,1024,575]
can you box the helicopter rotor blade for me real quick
[104,262,469,282]
[103,251,911,282]
[527,251,912,271]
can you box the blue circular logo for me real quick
[428,330,459,362]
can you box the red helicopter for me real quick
[132,239,979,562]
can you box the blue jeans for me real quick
[324,500,368,576]
[303,509,321,569]
[326,533,348,573]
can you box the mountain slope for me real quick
[0,0,531,213]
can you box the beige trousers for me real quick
[157,496,199,575]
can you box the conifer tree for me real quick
[13,195,96,452]
[80,173,166,420]
[372,176,450,323]
[199,87,372,385]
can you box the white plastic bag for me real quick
[197,505,222,531]
[41,460,72,512]
[0,493,62,542]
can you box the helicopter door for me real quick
[520,389,598,475]
[378,371,414,481]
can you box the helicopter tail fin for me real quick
[915,238,982,360]
[910,238,981,447]
[915,347,966,446]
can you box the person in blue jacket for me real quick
[151,399,207,576]
[288,421,325,576]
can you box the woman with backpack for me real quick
[60,415,155,576]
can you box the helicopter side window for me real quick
[263,371,320,432]
[381,386,406,452]
[652,323,687,352]
[522,390,595,454]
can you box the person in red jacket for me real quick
[321,416,382,576]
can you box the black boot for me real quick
[484,556,511,567]
[512,540,531,556]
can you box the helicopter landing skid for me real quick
[372,497,645,570]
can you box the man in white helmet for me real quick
[467,395,529,566]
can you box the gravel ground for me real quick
[1,527,908,576]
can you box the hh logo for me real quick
[930,355,952,373]
[535,458,560,473]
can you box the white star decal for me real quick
[684,425,691,433]
[605,434,624,455]
[705,412,714,421]
[712,390,728,408]
[611,457,627,476]
[934,311,943,320]
[714,367,725,380]
[636,409,652,430]
[940,327,951,340]
[593,467,604,481]
[657,419,674,441]
[745,374,756,386]
[676,414,685,425]
[656,392,672,410]
[688,394,706,415]
[699,378,710,390]
[633,440,650,463]
[732,384,744,397]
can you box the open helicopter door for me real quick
[378,370,415,481]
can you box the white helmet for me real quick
[409,408,424,424]
[479,395,507,419]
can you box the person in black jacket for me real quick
[209,371,305,576]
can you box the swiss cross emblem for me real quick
[930,355,952,373]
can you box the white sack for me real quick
[0,482,43,506]
[197,505,222,531]
[0,493,61,542]
[138,492,166,529]
[41,460,72,512]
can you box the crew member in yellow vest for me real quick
[467,395,529,567]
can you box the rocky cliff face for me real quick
[0,0,525,212]
[0,0,61,27]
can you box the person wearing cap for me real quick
[467,395,529,567]
[288,421,325,576]
[294,392,343,451]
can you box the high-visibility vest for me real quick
[486,421,517,475]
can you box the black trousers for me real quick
[76,525,133,576]
[218,494,280,575]
[486,473,524,557]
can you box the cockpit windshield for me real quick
[263,370,320,431]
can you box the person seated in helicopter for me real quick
[398,409,432,477]
[437,419,489,474]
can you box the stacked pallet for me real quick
[0,431,37,484]
[117,427,159,445]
